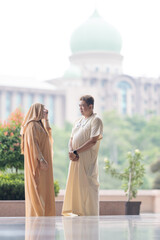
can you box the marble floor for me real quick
[0,214,160,240]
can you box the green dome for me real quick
[63,65,81,79]
[70,10,122,54]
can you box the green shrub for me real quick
[0,173,60,200]
[150,159,160,189]
[152,175,160,189]
[0,174,24,200]
[54,180,60,197]
[104,149,145,201]
[0,108,24,172]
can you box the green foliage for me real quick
[54,180,60,196]
[0,174,24,200]
[0,109,61,197]
[1,110,160,190]
[152,175,160,189]
[104,149,145,200]
[0,109,24,172]
[150,158,160,189]
[150,159,160,173]
[52,122,72,188]
[99,112,160,189]
[0,173,60,200]
[51,111,160,189]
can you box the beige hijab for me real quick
[21,103,44,154]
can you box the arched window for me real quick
[6,92,12,118]
[39,94,44,104]
[90,78,97,86]
[144,83,151,91]
[28,94,34,107]
[95,67,99,72]
[101,79,108,87]
[16,92,23,107]
[106,67,109,73]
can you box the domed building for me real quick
[70,10,122,53]
[48,10,160,123]
[69,9,123,75]
[0,10,160,126]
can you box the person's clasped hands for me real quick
[69,151,79,161]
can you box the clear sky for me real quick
[0,0,160,82]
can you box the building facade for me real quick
[48,10,160,121]
[0,80,65,126]
[0,10,160,125]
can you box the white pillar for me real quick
[43,95,49,109]
[54,96,65,127]
[33,94,40,104]
[0,91,6,122]
[11,92,18,112]
[23,93,29,113]
[43,95,55,124]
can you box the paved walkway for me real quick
[0,214,160,239]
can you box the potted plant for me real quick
[104,149,145,215]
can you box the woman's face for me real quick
[42,107,48,119]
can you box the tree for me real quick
[0,108,24,172]
[104,149,145,201]
[51,111,160,189]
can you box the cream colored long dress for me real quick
[62,113,103,216]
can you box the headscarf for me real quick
[20,103,44,154]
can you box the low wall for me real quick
[57,190,160,214]
[0,190,160,217]
[0,201,62,217]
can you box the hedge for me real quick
[0,173,60,200]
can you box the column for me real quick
[0,91,6,122]
[11,92,18,112]
[54,95,65,127]
[23,93,29,113]
[33,94,40,104]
